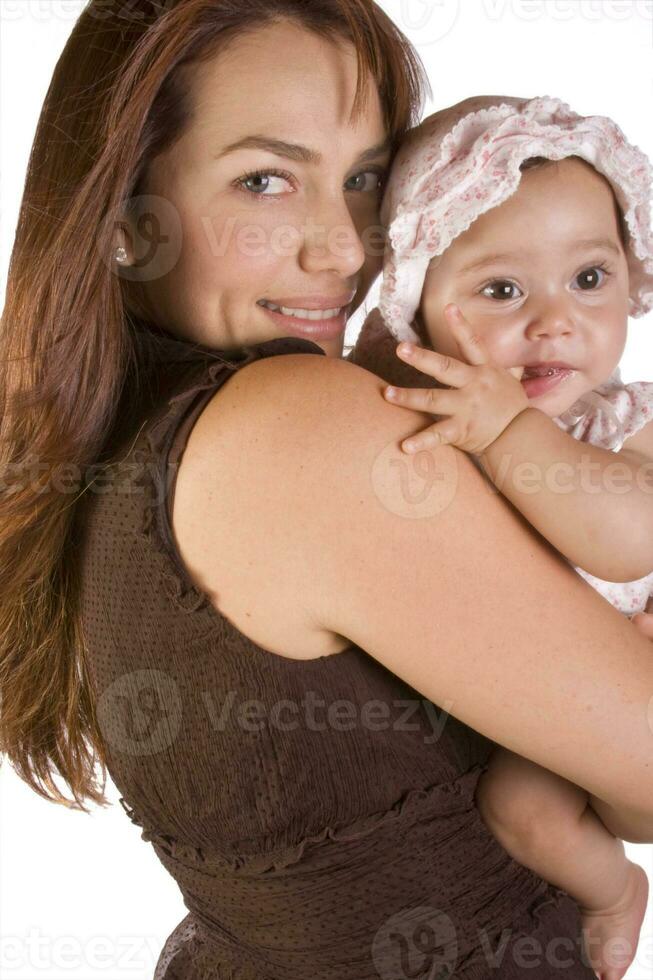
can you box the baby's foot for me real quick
[579,860,649,980]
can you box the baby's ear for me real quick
[348,308,441,389]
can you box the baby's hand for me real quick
[383,305,530,455]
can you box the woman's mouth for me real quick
[257,299,350,340]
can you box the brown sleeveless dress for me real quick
[75,318,596,980]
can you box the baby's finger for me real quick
[401,420,458,454]
[395,342,471,389]
[383,385,458,416]
[509,366,525,381]
[445,305,488,367]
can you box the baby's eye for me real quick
[480,279,522,301]
[573,266,609,290]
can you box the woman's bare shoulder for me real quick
[171,351,405,658]
[178,349,653,817]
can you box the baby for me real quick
[349,95,653,980]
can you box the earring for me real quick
[115,246,128,264]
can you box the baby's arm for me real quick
[478,413,653,583]
[385,312,653,583]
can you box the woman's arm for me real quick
[587,794,653,845]
[193,353,653,825]
[478,408,653,582]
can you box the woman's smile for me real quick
[257,300,352,340]
[256,291,357,340]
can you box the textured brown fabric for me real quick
[346,307,442,388]
[76,317,597,979]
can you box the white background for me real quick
[1,2,652,979]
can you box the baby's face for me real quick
[419,157,630,418]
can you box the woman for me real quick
[1,2,652,978]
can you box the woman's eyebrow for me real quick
[214,134,392,165]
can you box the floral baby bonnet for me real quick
[378,94,653,344]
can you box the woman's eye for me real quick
[235,167,387,199]
[345,170,387,194]
[573,266,608,290]
[236,169,294,196]
[480,280,522,301]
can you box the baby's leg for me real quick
[475,745,630,909]
[475,746,648,978]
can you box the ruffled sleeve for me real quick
[553,367,653,452]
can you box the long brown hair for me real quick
[0,0,429,810]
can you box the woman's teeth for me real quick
[258,300,342,321]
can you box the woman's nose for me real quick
[297,197,367,278]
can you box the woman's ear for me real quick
[112,223,135,267]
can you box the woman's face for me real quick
[135,20,391,357]
[419,158,630,418]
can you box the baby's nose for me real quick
[525,304,575,340]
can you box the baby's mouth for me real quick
[521,362,577,379]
